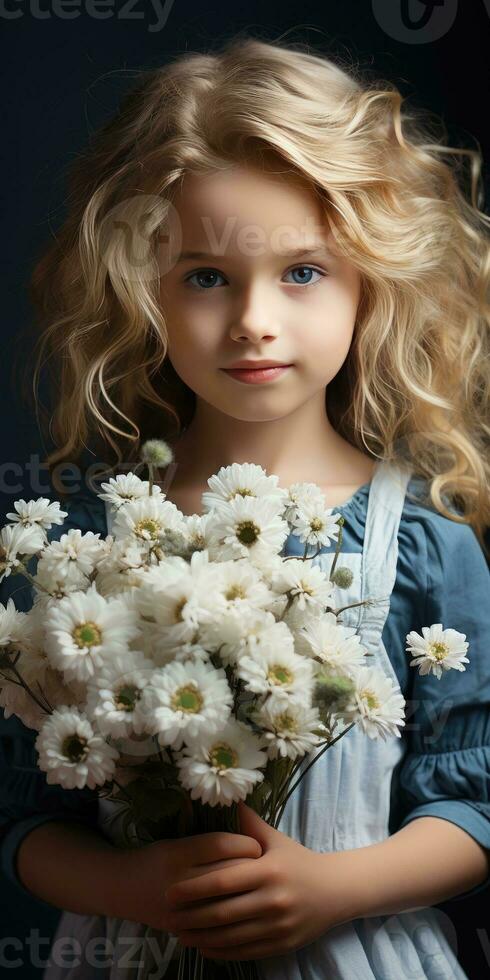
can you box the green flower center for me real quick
[62,734,89,763]
[115,685,140,712]
[236,520,260,545]
[73,621,102,648]
[428,641,449,661]
[135,518,161,540]
[268,664,293,687]
[209,741,238,770]
[361,688,380,710]
[171,684,203,714]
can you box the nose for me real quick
[229,284,281,343]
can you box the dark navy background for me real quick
[1,2,489,976]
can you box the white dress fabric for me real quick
[43,460,468,979]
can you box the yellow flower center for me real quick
[276,711,298,733]
[73,621,102,648]
[135,518,161,540]
[171,684,203,714]
[310,517,323,532]
[298,580,314,596]
[209,741,238,770]
[428,641,449,661]
[236,520,260,546]
[361,688,380,710]
[268,664,293,687]
[229,488,255,500]
[62,734,89,763]
[225,584,247,601]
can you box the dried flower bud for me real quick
[312,668,355,719]
[331,566,353,589]
[140,439,174,468]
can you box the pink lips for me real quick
[222,365,292,384]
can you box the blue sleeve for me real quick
[388,509,490,903]
[0,490,107,904]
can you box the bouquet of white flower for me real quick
[0,441,470,980]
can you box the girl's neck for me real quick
[156,424,377,515]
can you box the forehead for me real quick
[172,165,336,254]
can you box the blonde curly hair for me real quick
[22,34,490,554]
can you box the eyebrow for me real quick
[175,244,335,262]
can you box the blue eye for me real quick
[184,265,326,290]
[283,266,325,286]
[186,270,226,290]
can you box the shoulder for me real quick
[49,484,108,540]
[400,475,487,571]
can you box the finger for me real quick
[179,855,257,882]
[193,832,262,865]
[166,857,263,907]
[180,914,276,950]
[170,888,261,932]
[199,937,283,962]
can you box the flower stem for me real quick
[16,563,52,595]
[329,517,344,582]
[0,663,52,715]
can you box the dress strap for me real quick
[358,460,413,632]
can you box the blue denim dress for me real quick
[41,459,469,979]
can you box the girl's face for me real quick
[158,165,361,424]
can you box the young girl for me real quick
[1,34,489,980]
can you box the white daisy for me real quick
[250,698,324,760]
[0,598,32,651]
[35,706,119,789]
[35,530,108,589]
[0,524,46,582]
[136,659,233,751]
[6,497,68,532]
[206,496,289,562]
[32,558,91,599]
[339,665,406,740]
[237,641,314,709]
[175,717,268,807]
[201,462,287,515]
[84,651,155,739]
[295,612,368,676]
[207,559,272,615]
[44,583,141,683]
[248,549,287,582]
[406,624,469,679]
[136,557,219,649]
[97,473,164,508]
[198,607,276,665]
[291,500,342,549]
[141,632,211,668]
[181,512,215,552]
[95,537,151,597]
[112,495,184,545]
[270,558,335,614]
[282,482,326,523]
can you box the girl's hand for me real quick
[117,827,263,932]
[164,801,360,962]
